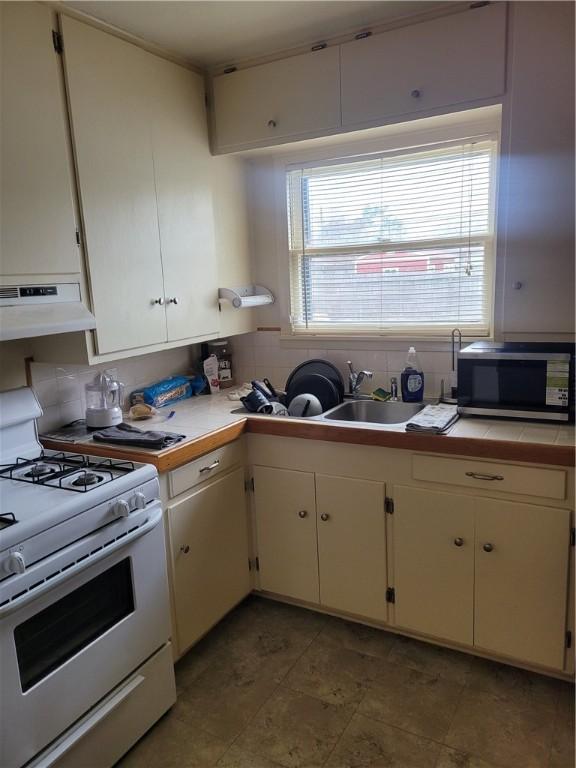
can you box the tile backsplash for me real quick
[233,330,458,398]
[31,345,198,433]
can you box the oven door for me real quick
[0,504,170,768]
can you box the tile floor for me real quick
[118,596,575,768]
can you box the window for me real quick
[286,136,498,336]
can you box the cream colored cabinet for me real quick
[252,466,319,603]
[499,1,575,334]
[1,3,79,277]
[316,474,387,620]
[393,486,475,646]
[212,47,340,152]
[474,498,570,670]
[340,3,506,127]
[61,16,218,356]
[253,468,388,620]
[148,54,218,343]
[393,485,570,669]
[167,467,250,655]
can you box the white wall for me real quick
[28,344,200,433]
[233,330,458,398]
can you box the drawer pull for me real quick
[483,542,494,553]
[465,471,504,481]
[298,510,308,519]
[453,537,464,547]
[199,459,220,474]
[180,545,190,554]
[320,513,330,522]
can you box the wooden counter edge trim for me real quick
[245,418,576,467]
[41,420,248,473]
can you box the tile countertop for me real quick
[40,393,575,472]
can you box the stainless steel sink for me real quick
[321,399,426,425]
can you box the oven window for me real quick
[14,558,134,692]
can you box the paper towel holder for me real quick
[218,285,274,309]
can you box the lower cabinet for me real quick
[393,486,475,646]
[316,474,387,620]
[252,466,319,603]
[474,497,570,670]
[167,467,250,655]
[393,486,571,669]
[253,466,388,621]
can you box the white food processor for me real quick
[85,371,124,428]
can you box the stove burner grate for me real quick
[0,513,17,530]
[0,453,136,491]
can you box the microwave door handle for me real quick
[0,508,163,619]
[30,674,145,768]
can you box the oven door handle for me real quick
[0,508,163,619]
[29,674,145,768]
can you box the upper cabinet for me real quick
[1,3,79,277]
[340,3,506,127]
[210,5,507,154]
[498,1,575,335]
[61,17,218,355]
[148,54,219,344]
[212,47,340,152]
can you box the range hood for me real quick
[0,282,96,341]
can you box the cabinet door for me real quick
[253,466,319,603]
[316,475,387,621]
[149,57,219,342]
[168,467,250,654]
[340,3,506,127]
[212,47,340,151]
[499,2,575,334]
[393,486,474,645]
[475,498,570,670]
[1,3,79,276]
[61,17,166,354]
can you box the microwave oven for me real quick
[457,342,575,423]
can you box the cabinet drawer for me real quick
[168,440,244,497]
[412,455,566,500]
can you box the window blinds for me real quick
[286,138,497,336]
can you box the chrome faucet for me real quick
[347,361,373,397]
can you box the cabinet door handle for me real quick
[465,472,504,481]
[483,543,494,553]
[152,297,165,305]
[298,510,308,518]
[180,545,190,554]
[410,88,421,98]
[453,537,464,547]
[320,513,330,522]
[267,119,277,128]
[199,459,220,473]
[167,297,179,305]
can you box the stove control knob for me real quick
[133,492,146,510]
[5,551,26,575]
[114,499,130,518]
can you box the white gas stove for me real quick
[0,388,176,768]
[0,450,158,576]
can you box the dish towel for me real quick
[405,404,459,434]
[92,422,186,449]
